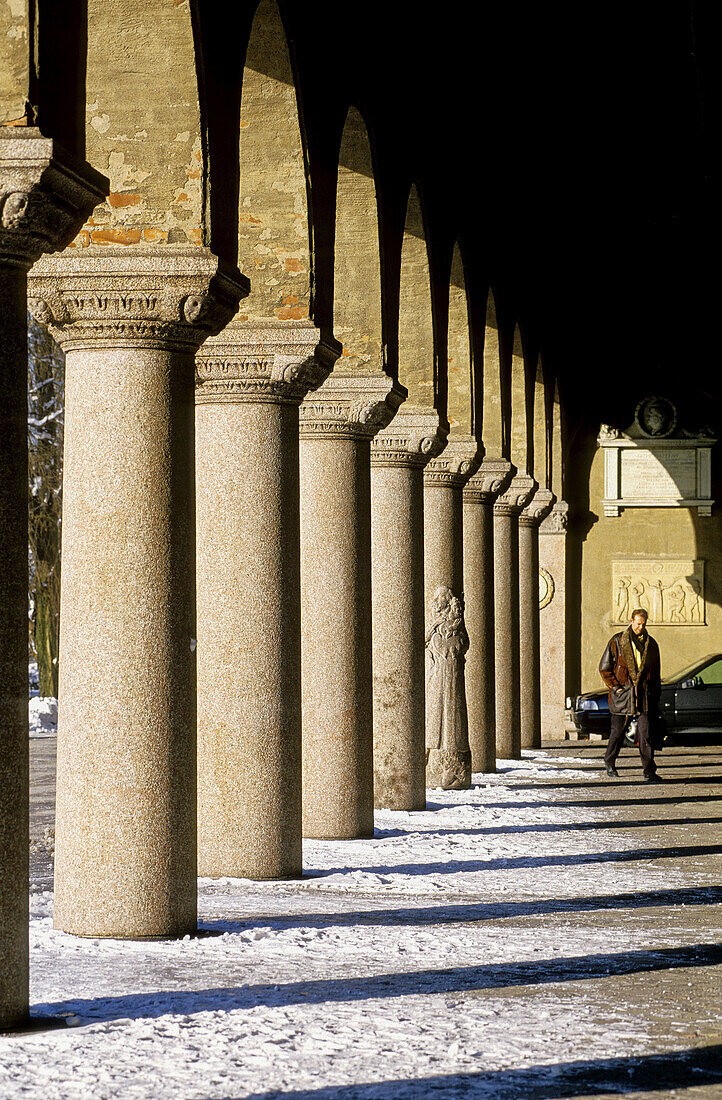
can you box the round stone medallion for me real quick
[539,566,555,610]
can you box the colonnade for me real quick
[0,146,567,1028]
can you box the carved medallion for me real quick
[539,566,555,610]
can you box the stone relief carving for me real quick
[425,586,472,791]
[424,436,481,488]
[540,500,569,535]
[299,372,405,440]
[539,566,555,610]
[611,561,705,626]
[370,408,447,469]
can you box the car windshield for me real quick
[662,655,719,684]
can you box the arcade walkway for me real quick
[2,740,721,1099]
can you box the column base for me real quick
[426,748,472,790]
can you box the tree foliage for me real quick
[28,314,64,698]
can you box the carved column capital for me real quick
[423,435,482,489]
[494,471,538,517]
[195,320,339,407]
[464,457,515,504]
[299,371,406,441]
[540,498,570,535]
[370,406,448,469]
[520,488,556,528]
[27,246,248,352]
[0,129,108,269]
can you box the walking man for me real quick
[599,608,663,782]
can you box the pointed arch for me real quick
[447,243,473,434]
[333,106,383,372]
[482,290,504,458]
[532,357,550,488]
[510,325,531,474]
[398,184,435,406]
[237,0,311,323]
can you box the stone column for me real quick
[493,472,536,760]
[462,459,513,773]
[300,371,405,838]
[539,500,570,740]
[0,131,106,1026]
[423,435,481,598]
[195,321,338,878]
[28,246,245,939]
[519,489,555,749]
[371,407,446,810]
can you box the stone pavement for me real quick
[17,736,722,1099]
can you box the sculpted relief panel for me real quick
[612,561,705,626]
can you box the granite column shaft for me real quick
[519,490,555,749]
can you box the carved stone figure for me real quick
[615,577,630,622]
[425,586,472,790]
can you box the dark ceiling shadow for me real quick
[198,885,722,936]
[305,843,722,879]
[34,944,722,1026]
[238,1044,722,1099]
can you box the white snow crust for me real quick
[3,750,721,1098]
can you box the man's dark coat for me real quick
[599,627,661,716]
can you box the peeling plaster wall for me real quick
[237,0,310,323]
[73,0,205,248]
[398,186,435,409]
[0,0,30,124]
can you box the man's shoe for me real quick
[605,765,619,778]
[645,773,664,783]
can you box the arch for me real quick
[510,325,531,474]
[481,290,504,457]
[551,379,564,499]
[446,243,473,434]
[532,356,550,488]
[237,0,311,323]
[398,184,435,407]
[333,106,383,372]
[80,0,206,247]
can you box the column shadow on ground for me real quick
[237,1044,722,1099]
[500,776,722,790]
[198,885,722,934]
[479,794,722,809]
[307,842,722,878]
[34,943,722,1025]
[373,815,722,838]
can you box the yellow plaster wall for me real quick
[0,0,29,124]
[581,446,722,691]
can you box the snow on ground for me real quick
[29,696,58,738]
[3,750,721,1098]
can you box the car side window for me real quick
[698,659,722,685]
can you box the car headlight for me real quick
[578,699,599,711]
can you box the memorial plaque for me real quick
[620,448,697,500]
[611,560,705,626]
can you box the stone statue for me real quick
[425,586,472,790]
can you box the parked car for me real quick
[568,653,722,741]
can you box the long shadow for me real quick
[481,794,722,809]
[238,1044,722,1099]
[199,885,722,935]
[374,815,722,838]
[503,776,722,790]
[308,843,722,879]
[35,944,722,1025]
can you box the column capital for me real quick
[299,371,406,440]
[520,487,556,528]
[424,434,482,489]
[370,406,448,469]
[0,129,108,269]
[494,471,538,516]
[27,245,248,352]
[464,457,515,504]
[540,498,570,535]
[195,320,340,406]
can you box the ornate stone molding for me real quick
[423,435,482,489]
[540,499,569,536]
[494,471,537,517]
[520,487,556,528]
[0,129,108,269]
[464,457,515,504]
[298,371,406,441]
[27,246,248,352]
[195,320,339,406]
[370,406,448,469]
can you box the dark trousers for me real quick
[605,713,656,776]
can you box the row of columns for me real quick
[1,137,563,1026]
